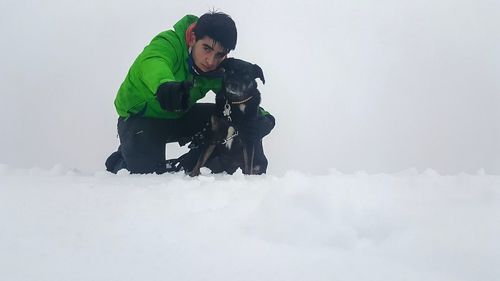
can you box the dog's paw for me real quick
[188,169,201,177]
[242,165,265,175]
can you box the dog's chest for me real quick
[228,104,250,121]
[237,104,246,113]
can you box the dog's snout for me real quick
[225,84,242,96]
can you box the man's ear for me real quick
[188,32,196,48]
[253,64,265,84]
[186,23,197,48]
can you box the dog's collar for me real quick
[230,95,254,105]
[221,95,255,122]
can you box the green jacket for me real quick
[114,15,222,119]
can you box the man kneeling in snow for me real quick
[105,12,275,175]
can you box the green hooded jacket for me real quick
[114,15,222,119]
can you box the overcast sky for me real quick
[1,0,499,174]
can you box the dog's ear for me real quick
[253,64,265,84]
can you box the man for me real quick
[105,12,275,174]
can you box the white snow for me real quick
[1,165,499,281]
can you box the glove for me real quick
[238,114,275,142]
[156,81,192,112]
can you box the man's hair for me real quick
[193,12,237,52]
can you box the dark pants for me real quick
[105,103,268,174]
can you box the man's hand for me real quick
[156,81,192,112]
[238,115,276,142]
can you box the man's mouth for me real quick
[201,64,215,72]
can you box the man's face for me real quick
[189,35,228,72]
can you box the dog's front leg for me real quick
[189,144,216,177]
[242,142,255,175]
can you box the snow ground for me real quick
[1,165,499,281]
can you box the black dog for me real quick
[188,58,265,177]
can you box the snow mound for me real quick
[1,166,499,281]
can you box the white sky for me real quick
[0,0,499,174]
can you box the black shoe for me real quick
[105,150,127,174]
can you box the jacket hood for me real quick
[173,15,198,50]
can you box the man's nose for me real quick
[206,54,215,67]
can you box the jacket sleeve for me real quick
[258,113,275,138]
[258,106,271,117]
[137,35,181,95]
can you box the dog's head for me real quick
[219,58,265,102]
